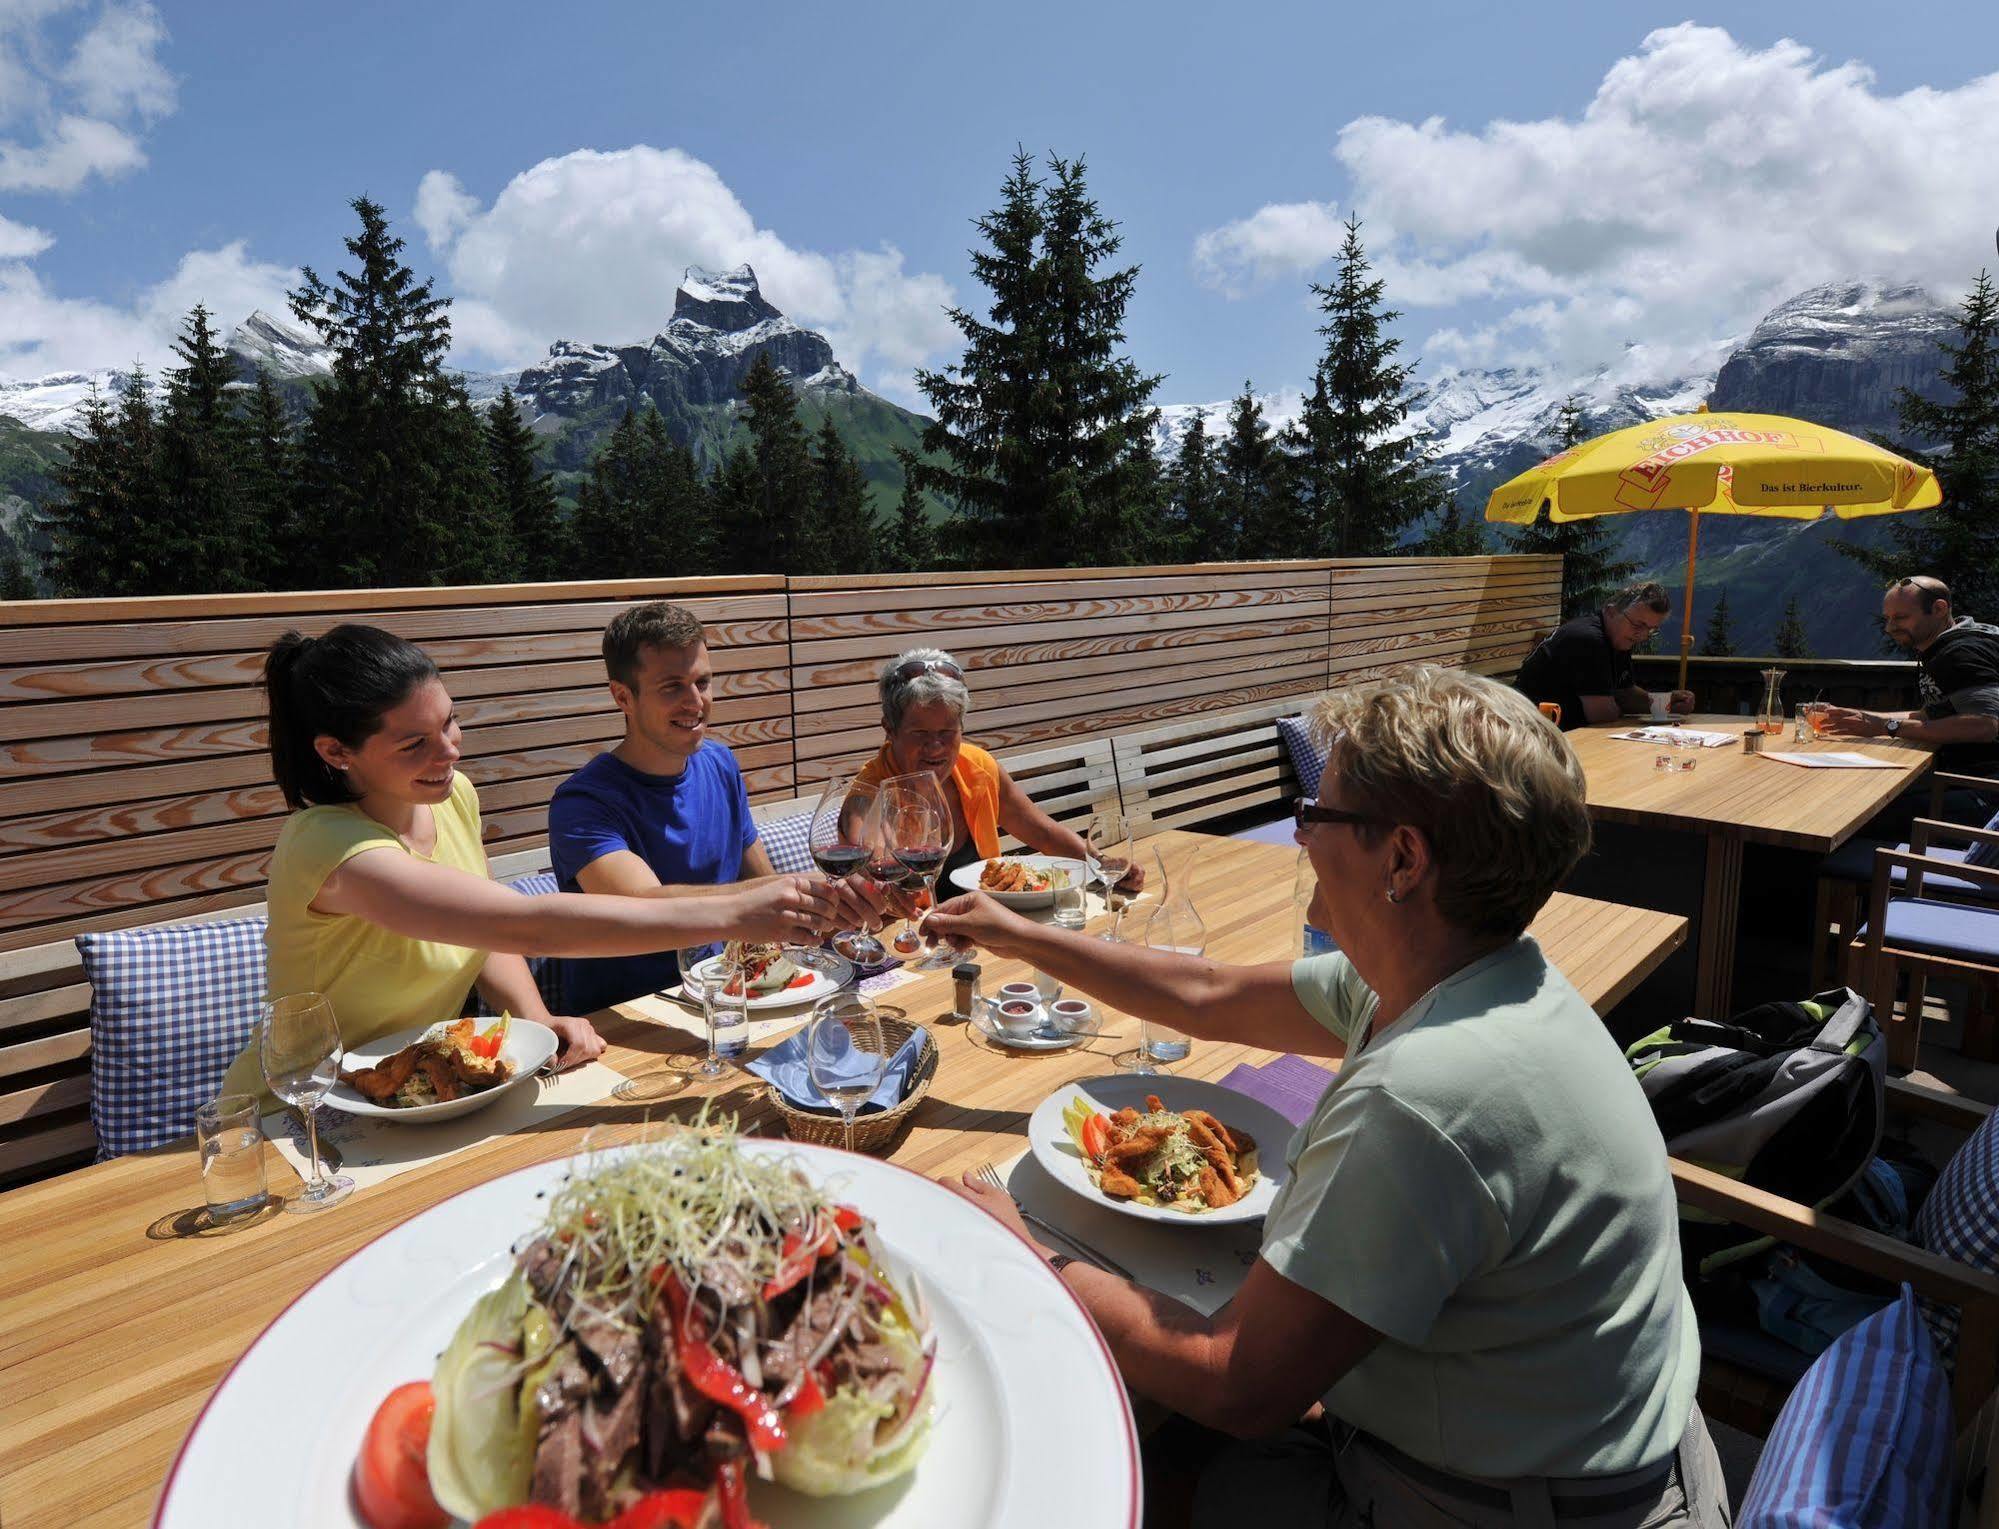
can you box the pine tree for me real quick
[1835,270,1999,618]
[719,356,823,573]
[1507,396,1640,616]
[228,367,297,588]
[1302,217,1450,556]
[1168,414,1227,561]
[44,373,163,596]
[915,150,1161,568]
[288,196,497,587]
[156,305,260,591]
[1772,596,1813,658]
[881,449,937,573]
[0,537,35,599]
[1702,590,1737,657]
[636,410,712,575]
[573,408,709,577]
[1217,387,1280,558]
[486,387,568,580]
[810,416,881,574]
[1419,499,1488,557]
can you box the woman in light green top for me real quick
[219,624,841,1102]
[926,667,1726,1528]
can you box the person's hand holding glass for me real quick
[811,775,886,965]
[260,991,354,1212]
[806,991,888,1152]
[880,779,955,969]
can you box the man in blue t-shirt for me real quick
[546,603,779,1014]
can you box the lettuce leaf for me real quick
[427,1269,548,1521]
[770,1302,934,1497]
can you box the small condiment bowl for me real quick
[1048,997,1095,1035]
[989,996,1043,1038]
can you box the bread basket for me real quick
[761,1010,936,1156]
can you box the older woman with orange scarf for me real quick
[853,647,1136,889]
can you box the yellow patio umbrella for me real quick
[1485,406,1942,690]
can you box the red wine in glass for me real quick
[812,844,869,879]
[893,844,947,880]
[866,855,913,887]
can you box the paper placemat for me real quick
[1609,726,1737,748]
[262,1059,629,1191]
[1217,1053,1337,1125]
[996,1147,1262,1315]
[1760,751,1901,769]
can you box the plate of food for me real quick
[155,1121,1140,1528]
[326,1015,558,1124]
[1026,1075,1293,1226]
[687,941,850,1010]
[947,854,1082,910]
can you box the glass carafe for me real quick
[1758,668,1786,736]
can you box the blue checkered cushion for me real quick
[1276,714,1327,798]
[1739,1285,1953,1527]
[78,916,269,1160]
[476,871,564,1015]
[758,809,813,875]
[1914,1107,1999,1363]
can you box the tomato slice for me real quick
[1080,1112,1113,1164]
[785,971,816,989]
[353,1382,448,1529]
[611,1489,715,1529]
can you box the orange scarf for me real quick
[854,740,1002,859]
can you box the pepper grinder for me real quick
[950,961,982,1024]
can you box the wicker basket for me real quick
[762,1010,936,1156]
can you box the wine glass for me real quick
[1087,808,1136,940]
[810,775,883,966]
[260,992,354,1212]
[881,778,957,970]
[806,992,888,1153]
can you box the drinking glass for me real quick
[1086,808,1136,941]
[196,1093,268,1219]
[883,771,962,969]
[811,775,884,966]
[806,992,888,1152]
[260,992,354,1212]
[699,956,749,1075]
[1137,847,1204,1066]
[1803,700,1831,737]
[880,783,955,969]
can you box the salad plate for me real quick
[946,853,1081,910]
[322,1017,558,1124]
[156,1135,1140,1528]
[1028,1075,1295,1227]
[686,949,850,1011]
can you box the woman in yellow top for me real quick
[219,625,840,1100]
[852,647,1136,889]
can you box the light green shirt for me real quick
[1269,939,1699,1478]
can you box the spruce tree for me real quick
[1773,596,1813,658]
[157,305,260,591]
[229,367,297,588]
[637,410,712,575]
[0,536,35,599]
[1835,270,1999,618]
[1702,590,1737,657]
[810,416,881,574]
[572,408,708,577]
[486,387,568,580]
[726,356,823,573]
[1507,396,1639,616]
[1302,217,1450,556]
[1169,414,1226,561]
[915,150,1161,568]
[288,196,496,587]
[881,449,937,573]
[1419,499,1488,557]
[45,373,163,596]
[1216,387,1279,558]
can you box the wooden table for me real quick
[1565,717,1932,1018]
[0,832,1684,1529]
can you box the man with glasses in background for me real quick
[1515,582,1693,730]
[1821,576,1999,768]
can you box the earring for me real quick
[1384,887,1402,904]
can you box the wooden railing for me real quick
[1631,654,1921,714]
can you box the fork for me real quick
[970,1162,1134,1280]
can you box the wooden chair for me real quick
[1671,1077,1999,1431]
[1852,828,1999,1070]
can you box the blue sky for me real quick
[5,1,1998,411]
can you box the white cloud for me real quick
[0,213,51,258]
[1193,199,1344,295]
[1196,25,1999,381]
[0,0,172,193]
[417,145,958,396]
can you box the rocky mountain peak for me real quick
[670,264,784,335]
[227,310,334,381]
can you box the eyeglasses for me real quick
[1293,797,1383,832]
[889,657,964,685]
[1614,607,1664,639]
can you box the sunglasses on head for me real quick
[890,657,964,684]
[1293,796,1383,832]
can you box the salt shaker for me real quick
[951,961,982,1024]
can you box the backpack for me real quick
[1625,988,1886,1277]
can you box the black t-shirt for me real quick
[1514,613,1633,731]
[1916,618,1999,771]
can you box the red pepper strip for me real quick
[660,1275,789,1454]
[759,1221,840,1302]
[832,1205,864,1233]
[714,1460,763,1529]
[471,1508,581,1529]
[609,1488,715,1529]
[785,1369,826,1419]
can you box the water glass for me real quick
[807,992,888,1152]
[703,958,749,1067]
[1050,863,1087,929]
[1653,734,1701,773]
[196,1094,268,1218]
[260,991,354,1213]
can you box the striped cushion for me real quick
[1275,715,1328,798]
[1737,1285,1953,1527]
[475,871,564,1016]
[79,916,269,1160]
[758,810,814,875]
[1914,1107,1999,1362]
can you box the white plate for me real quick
[322,1019,559,1124]
[1027,1075,1296,1227]
[155,1141,1140,1529]
[688,951,850,1010]
[946,853,1083,909]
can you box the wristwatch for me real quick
[1884,717,1902,737]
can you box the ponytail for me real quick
[264,625,441,809]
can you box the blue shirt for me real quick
[547,745,759,1014]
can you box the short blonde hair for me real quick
[1312,666,1590,938]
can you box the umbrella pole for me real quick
[1677,508,1701,693]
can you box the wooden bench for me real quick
[1112,696,1313,841]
